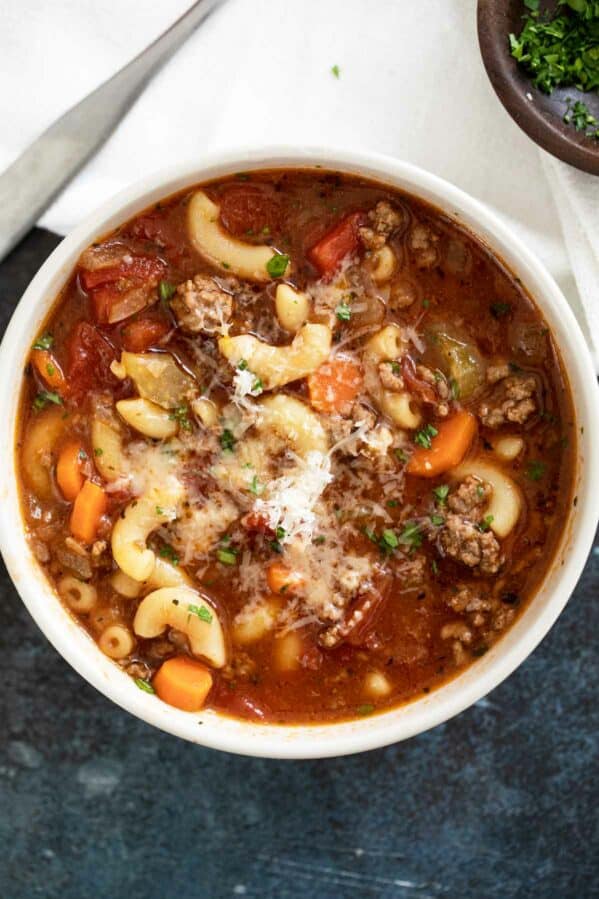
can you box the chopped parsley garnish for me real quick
[134,678,155,694]
[217,548,238,565]
[431,559,439,576]
[390,361,401,374]
[398,521,423,550]
[490,302,512,319]
[432,484,449,505]
[221,261,231,270]
[188,603,214,622]
[269,526,287,554]
[169,404,192,432]
[430,513,445,527]
[313,535,326,545]
[155,505,165,516]
[46,363,55,377]
[331,64,341,79]
[509,1,599,141]
[335,302,352,321]
[414,423,438,450]
[220,428,236,453]
[94,447,104,457]
[357,704,375,716]
[32,333,54,350]
[478,515,494,532]
[449,377,460,400]
[32,390,63,411]
[386,499,399,508]
[158,280,176,302]
[249,474,262,495]
[237,359,248,370]
[159,544,179,565]
[364,525,378,543]
[266,253,290,278]
[380,529,399,551]
[252,377,263,395]
[526,459,546,481]
[395,448,409,464]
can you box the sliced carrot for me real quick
[31,349,66,392]
[267,562,306,596]
[153,656,213,712]
[56,440,85,501]
[407,410,477,478]
[70,480,107,543]
[308,358,363,414]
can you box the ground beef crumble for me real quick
[171,274,233,335]
[478,366,537,428]
[359,201,404,250]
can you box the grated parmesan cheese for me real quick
[253,451,333,544]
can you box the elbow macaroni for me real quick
[187,190,281,282]
[257,394,329,455]
[91,417,128,482]
[219,323,331,390]
[369,245,397,284]
[275,283,310,332]
[133,586,226,667]
[364,325,421,429]
[116,397,178,439]
[451,459,522,538]
[111,480,183,582]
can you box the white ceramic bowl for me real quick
[1,148,597,758]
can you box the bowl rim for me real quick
[1,145,597,759]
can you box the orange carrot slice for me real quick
[267,562,306,596]
[70,480,107,543]
[308,357,363,414]
[56,440,85,501]
[407,410,477,478]
[153,657,213,712]
[31,349,66,392]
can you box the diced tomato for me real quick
[66,322,119,400]
[401,356,438,405]
[241,510,274,535]
[121,317,170,353]
[218,184,282,237]
[307,212,364,277]
[128,212,173,247]
[79,253,166,324]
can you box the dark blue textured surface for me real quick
[1,231,597,899]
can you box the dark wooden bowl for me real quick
[477,0,599,175]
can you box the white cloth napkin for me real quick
[1,0,597,367]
